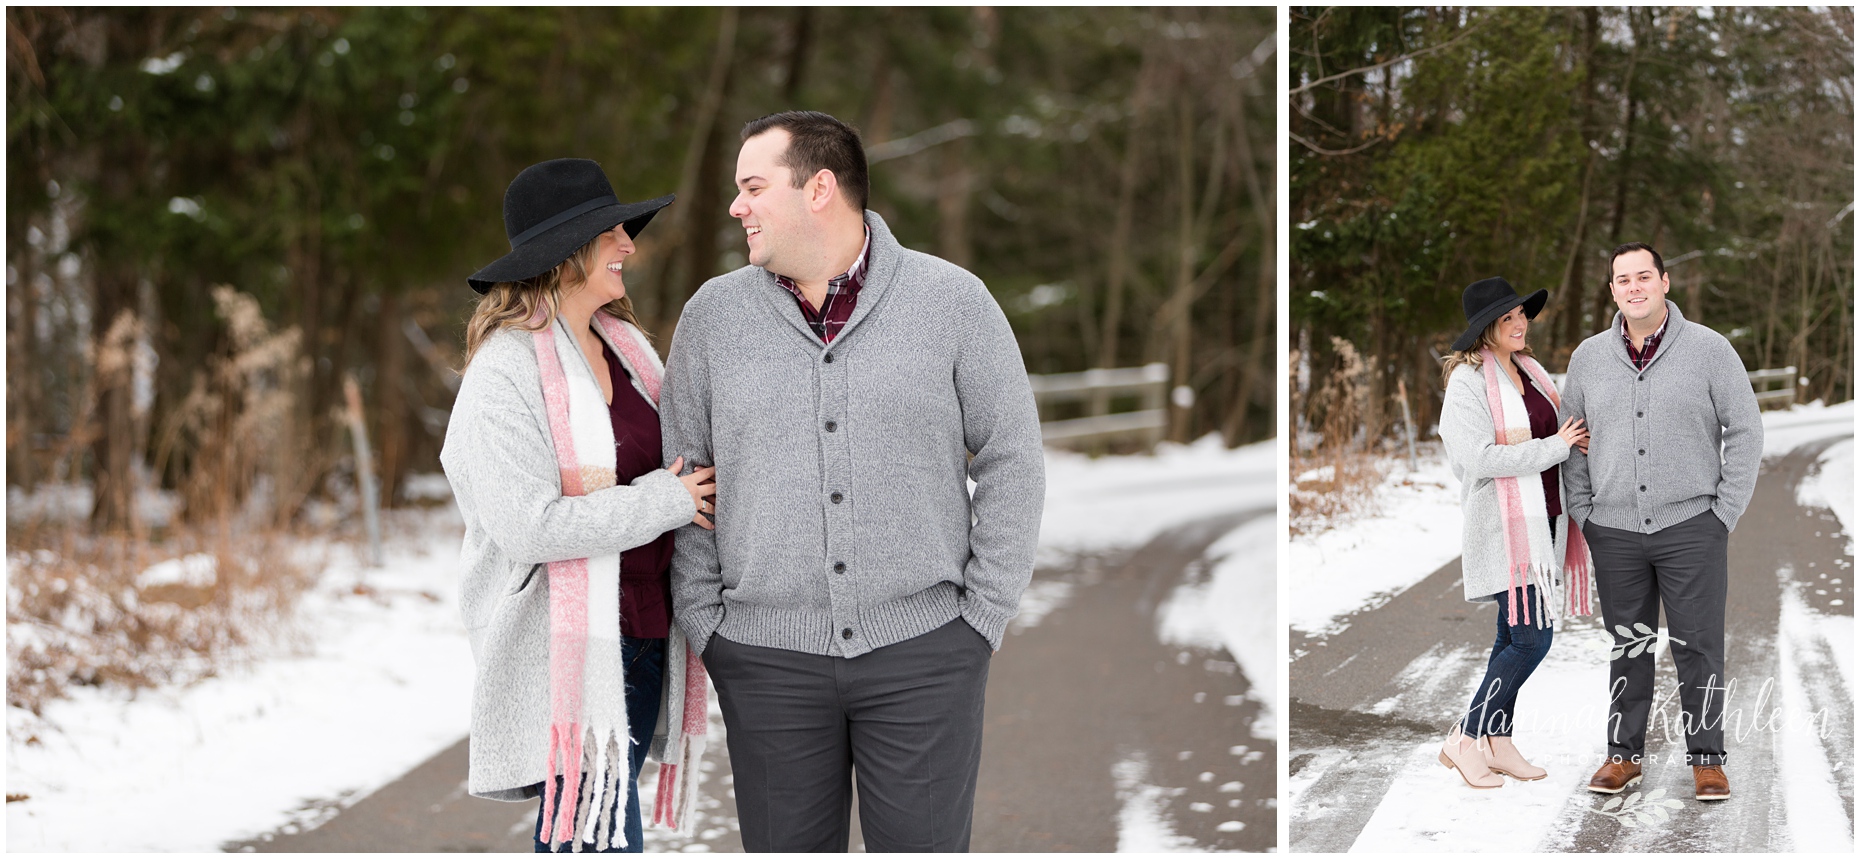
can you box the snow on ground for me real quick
[1158,515,1278,739]
[7,435,1277,852]
[1111,751,1198,853]
[1042,435,1277,741]
[1288,446,1462,637]
[1293,398,1856,851]
[1760,399,1856,458]
[7,508,475,851]
[1293,400,1856,639]
[1348,623,1614,851]
[1036,434,1275,562]
[1799,437,1853,553]
[1777,584,1856,853]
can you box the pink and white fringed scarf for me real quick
[530,308,710,851]
[1479,348,1595,628]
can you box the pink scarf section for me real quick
[530,309,709,848]
[1479,350,1594,625]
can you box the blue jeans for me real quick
[1461,585,1553,738]
[533,636,665,853]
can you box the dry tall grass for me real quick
[7,286,323,714]
[6,521,312,715]
[1289,337,1387,536]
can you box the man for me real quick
[1561,242,1763,802]
[659,110,1045,851]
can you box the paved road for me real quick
[1289,438,1854,852]
[232,509,1275,852]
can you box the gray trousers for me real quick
[1583,510,1729,766]
[702,618,992,852]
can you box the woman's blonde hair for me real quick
[463,234,652,366]
[1440,315,1534,385]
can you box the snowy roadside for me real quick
[8,435,1276,852]
[7,507,475,851]
[1040,435,1278,740]
[1291,399,1856,639]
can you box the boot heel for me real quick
[1439,751,1456,769]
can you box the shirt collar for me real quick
[841,226,871,286]
[1624,313,1668,348]
[775,226,870,289]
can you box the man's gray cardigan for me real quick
[660,211,1045,659]
[1561,301,1763,535]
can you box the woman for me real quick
[441,158,715,851]
[1436,276,1595,789]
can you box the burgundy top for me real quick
[774,227,869,344]
[601,342,673,639]
[1515,359,1562,517]
[1623,317,1667,371]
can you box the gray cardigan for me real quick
[439,318,696,801]
[1561,301,1763,535]
[1439,361,1575,602]
[660,211,1045,659]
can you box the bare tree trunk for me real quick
[782,7,813,102]
[8,228,42,490]
[1224,73,1274,445]
[936,135,973,269]
[1168,96,1197,443]
[1096,109,1145,373]
[1557,7,1602,357]
[376,290,406,507]
[1595,11,1643,329]
[649,7,738,337]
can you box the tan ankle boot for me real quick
[1482,736,1547,781]
[1438,731,1504,789]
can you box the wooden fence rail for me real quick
[1028,363,1170,448]
[1749,365,1797,410]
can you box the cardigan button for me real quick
[824,353,835,364]
[1639,485,1647,492]
[1637,411,1644,418]
[1638,449,1645,455]
[841,627,853,640]
[831,491,844,504]
[834,561,846,573]
[825,420,837,432]
[1645,518,1653,525]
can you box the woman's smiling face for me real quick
[1489,306,1528,356]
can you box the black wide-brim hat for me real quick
[1451,276,1549,352]
[467,158,674,294]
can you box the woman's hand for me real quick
[668,456,717,530]
[1557,417,1590,454]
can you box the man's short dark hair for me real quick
[741,111,869,213]
[1608,242,1666,282]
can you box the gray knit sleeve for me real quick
[441,342,697,566]
[1558,350,1594,531]
[660,295,726,656]
[952,283,1046,651]
[1707,336,1764,532]
[1439,367,1571,482]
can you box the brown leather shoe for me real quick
[1586,759,1643,794]
[1693,765,1731,801]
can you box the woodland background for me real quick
[1290,6,1854,453]
[7,6,1276,538]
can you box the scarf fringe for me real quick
[530,309,712,848]
[536,726,631,852]
[650,644,711,833]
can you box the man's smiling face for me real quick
[729,128,812,275]
[1609,248,1670,324]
